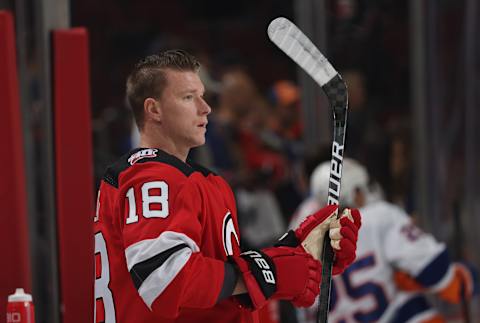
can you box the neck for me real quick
[138,126,189,162]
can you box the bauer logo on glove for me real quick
[241,250,276,284]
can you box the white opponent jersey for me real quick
[290,198,452,323]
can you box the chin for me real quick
[191,138,206,148]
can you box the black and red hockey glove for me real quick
[230,247,321,309]
[230,205,361,309]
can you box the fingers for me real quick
[329,208,360,251]
[350,208,362,228]
[340,224,357,242]
[332,258,349,275]
[331,208,361,275]
[338,239,355,260]
[330,237,341,250]
[330,219,356,241]
[330,229,355,251]
[340,217,359,239]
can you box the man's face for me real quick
[157,69,211,150]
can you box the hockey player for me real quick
[93,50,362,323]
[290,158,476,323]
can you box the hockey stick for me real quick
[267,17,348,323]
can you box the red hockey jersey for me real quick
[94,148,256,322]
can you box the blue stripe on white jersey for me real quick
[391,294,434,323]
[415,249,450,288]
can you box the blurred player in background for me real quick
[290,158,476,323]
[93,49,362,323]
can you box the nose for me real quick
[199,97,212,115]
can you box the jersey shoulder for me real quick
[188,160,232,190]
[187,160,217,177]
[361,200,410,225]
[102,148,196,188]
[102,148,220,189]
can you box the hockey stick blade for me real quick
[267,17,337,87]
[268,17,349,323]
[267,17,348,121]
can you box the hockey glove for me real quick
[230,247,321,309]
[277,205,361,274]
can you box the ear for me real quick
[144,98,162,123]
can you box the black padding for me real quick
[216,262,239,303]
[240,250,277,298]
[274,230,300,248]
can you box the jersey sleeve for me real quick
[380,204,451,290]
[377,203,479,304]
[118,165,229,319]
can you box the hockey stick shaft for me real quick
[317,92,347,322]
[267,17,348,323]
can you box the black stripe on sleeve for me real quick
[216,262,239,303]
[130,243,189,290]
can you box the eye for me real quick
[183,94,194,100]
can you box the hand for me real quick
[230,247,321,309]
[328,208,362,274]
[278,205,361,275]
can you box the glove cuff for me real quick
[230,250,277,309]
[274,230,300,248]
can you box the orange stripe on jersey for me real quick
[395,263,474,304]
[394,271,425,292]
[438,263,473,304]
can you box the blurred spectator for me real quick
[341,69,392,203]
[343,69,386,161]
[201,67,289,250]
[388,126,415,213]
[235,187,285,249]
[93,105,134,187]
[267,80,303,141]
[202,67,251,185]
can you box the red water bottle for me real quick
[6,288,35,323]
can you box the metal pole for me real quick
[295,0,331,154]
[409,0,430,229]
[425,0,444,238]
[13,0,40,321]
[15,0,70,322]
[464,0,478,266]
[0,0,12,10]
